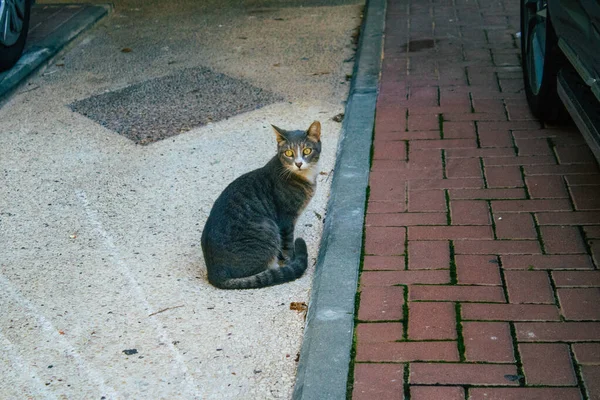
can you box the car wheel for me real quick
[520,0,568,122]
[0,0,32,72]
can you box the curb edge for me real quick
[292,0,386,398]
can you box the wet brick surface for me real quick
[352,0,600,398]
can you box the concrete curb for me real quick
[292,0,385,398]
[0,4,111,100]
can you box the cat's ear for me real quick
[307,121,321,142]
[271,125,287,144]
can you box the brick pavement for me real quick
[351,0,600,399]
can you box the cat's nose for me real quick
[295,161,303,169]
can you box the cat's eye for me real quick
[303,148,312,155]
[284,150,294,157]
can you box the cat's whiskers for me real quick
[279,166,294,181]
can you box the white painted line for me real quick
[0,273,120,399]
[0,331,59,400]
[75,189,203,398]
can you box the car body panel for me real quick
[550,0,600,86]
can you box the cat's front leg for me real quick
[278,219,295,264]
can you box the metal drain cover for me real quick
[70,67,284,144]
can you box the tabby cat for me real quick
[201,121,322,289]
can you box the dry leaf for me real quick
[289,302,307,312]
[332,113,344,122]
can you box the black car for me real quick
[521,0,600,159]
[0,0,32,72]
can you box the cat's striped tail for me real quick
[212,238,309,290]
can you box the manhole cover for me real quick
[70,67,284,144]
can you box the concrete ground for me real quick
[0,0,362,398]
[352,0,600,399]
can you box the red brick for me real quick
[494,213,537,239]
[408,189,446,212]
[366,213,447,226]
[410,178,484,189]
[375,106,406,129]
[553,271,600,287]
[462,303,561,321]
[451,200,491,225]
[449,188,526,199]
[410,386,465,400]
[492,199,572,212]
[455,255,501,285]
[409,363,518,385]
[361,270,450,286]
[367,201,406,214]
[410,139,477,149]
[516,322,600,341]
[572,343,600,364]
[525,164,599,176]
[410,149,444,169]
[485,155,557,166]
[515,137,552,155]
[479,130,513,148]
[408,225,493,240]
[372,159,411,171]
[469,388,582,400]
[358,286,405,321]
[446,148,515,158]
[501,254,594,270]
[369,176,406,202]
[356,341,459,362]
[443,121,476,139]
[485,165,524,188]
[409,106,460,116]
[478,120,542,132]
[512,129,557,139]
[464,321,515,363]
[372,160,442,176]
[365,226,406,256]
[408,241,449,269]
[566,175,600,186]
[409,285,505,302]
[585,226,600,238]
[353,363,405,400]
[505,271,555,304]
[472,98,505,114]
[409,87,438,105]
[444,113,506,122]
[526,176,568,199]
[540,226,586,254]
[520,343,577,385]
[556,145,598,164]
[581,365,600,400]
[408,114,440,131]
[374,140,407,160]
[377,130,439,140]
[364,256,405,271]
[558,289,600,320]
[454,240,540,255]
[446,157,482,178]
[570,186,600,210]
[356,322,404,343]
[408,302,457,340]
[469,71,500,87]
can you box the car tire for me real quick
[520,0,568,123]
[0,0,32,72]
